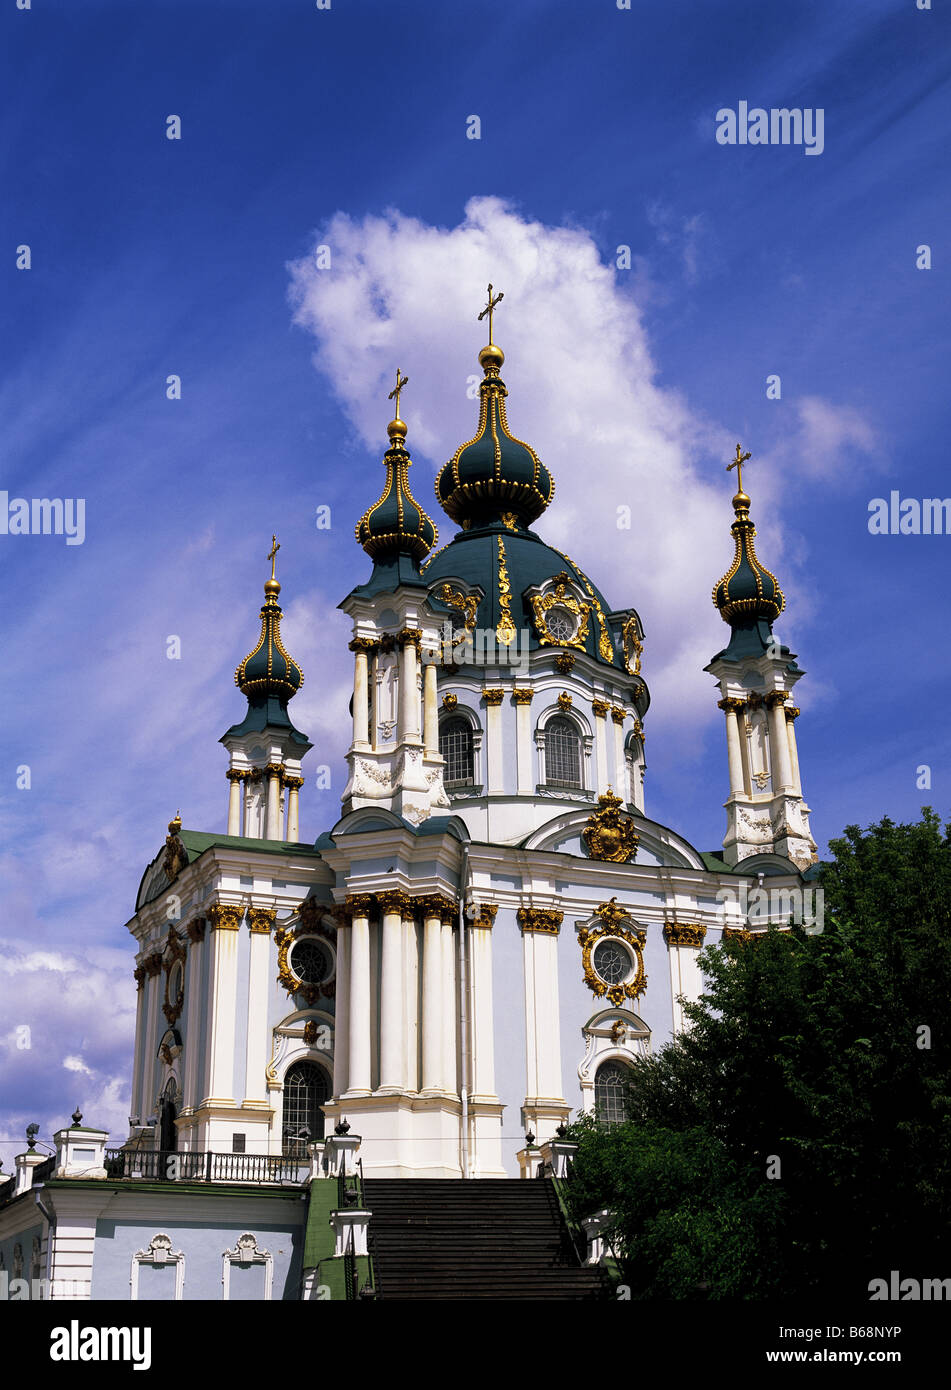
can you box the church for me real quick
[0,291,819,1300]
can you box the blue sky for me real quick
[2,0,949,1147]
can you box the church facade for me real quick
[0,303,819,1298]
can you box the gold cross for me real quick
[388,368,409,420]
[726,443,752,493]
[268,533,280,580]
[478,282,504,342]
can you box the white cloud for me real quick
[63,1054,92,1076]
[289,195,802,729]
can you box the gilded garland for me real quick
[530,573,592,650]
[578,899,647,1005]
[276,898,336,1005]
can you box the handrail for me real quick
[102,1148,306,1185]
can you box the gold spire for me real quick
[265,534,281,599]
[726,443,752,514]
[478,283,505,374]
[386,367,409,442]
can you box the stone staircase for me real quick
[363,1178,612,1300]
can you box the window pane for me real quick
[595,1061,629,1125]
[282,1062,330,1155]
[546,717,581,787]
[439,718,474,786]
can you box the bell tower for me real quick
[704,447,817,870]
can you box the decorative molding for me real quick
[225,768,247,783]
[275,910,336,1006]
[143,953,164,978]
[397,626,423,650]
[348,636,377,653]
[512,688,534,704]
[785,705,801,721]
[496,536,517,646]
[222,1234,273,1302]
[418,893,457,924]
[517,907,563,936]
[591,699,610,718]
[556,691,573,711]
[377,888,413,916]
[663,922,707,949]
[282,774,304,791]
[207,904,243,932]
[530,572,592,650]
[248,907,277,935]
[186,916,206,944]
[344,893,375,917]
[764,690,789,710]
[581,789,639,863]
[554,653,575,674]
[162,929,187,1025]
[621,615,643,675]
[717,696,746,713]
[264,761,285,779]
[133,966,145,991]
[434,584,480,632]
[472,903,498,930]
[482,687,505,706]
[131,1234,184,1302]
[610,705,626,725]
[442,693,459,711]
[578,899,647,1005]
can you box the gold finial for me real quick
[265,535,281,599]
[478,282,504,344]
[726,444,751,493]
[726,444,752,511]
[388,368,409,421]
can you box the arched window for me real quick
[594,1060,630,1125]
[282,1061,330,1156]
[545,716,582,788]
[439,717,474,787]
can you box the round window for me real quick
[593,939,630,986]
[546,606,576,643]
[291,938,332,986]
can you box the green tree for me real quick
[566,808,951,1297]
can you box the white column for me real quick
[423,659,439,756]
[483,691,504,792]
[346,899,372,1096]
[442,917,457,1094]
[767,694,794,792]
[786,710,803,796]
[203,905,242,1105]
[519,911,564,1105]
[469,906,497,1099]
[514,692,533,794]
[403,906,419,1092]
[226,770,244,835]
[378,893,405,1092]
[140,956,163,1121]
[398,630,421,742]
[611,708,627,793]
[130,965,147,1124]
[285,777,302,842]
[181,921,205,1118]
[592,703,609,791]
[265,764,283,840]
[332,915,350,1097]
[351,641,371,749]
[420,903,444,1094]
[719,698,746,798]
[244,910,274,1107]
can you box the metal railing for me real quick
[103,1149,306,1184]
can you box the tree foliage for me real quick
[565,808,951,1297]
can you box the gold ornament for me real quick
[530,573,592,650]
[482,687,505,706]
[442,693,459,710]
[472,903,498,930]
[512,688,534,704]
[516,907,563,936]
[582,789,639,863]
[436,583,480,632]
[621,616,643,675]
[578,899,647,1004]
[591,699,610,718]
[496,537,517,646]
[207,904,242,932]
[555,653,575,674]
[663,922,707,949]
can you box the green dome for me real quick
[235,578,303,703]
[356,418,437,564]
[435,344,554,529]
[712,489,784,624]
[423,517,646,693]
